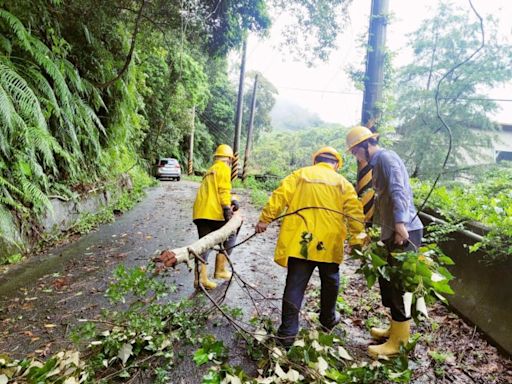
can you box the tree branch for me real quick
[94,0,146,88]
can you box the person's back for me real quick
[268,162,361,267]
[255,146,365,346]
[193,160,231,222]
[370,149,422,241]
[192,144,238,290]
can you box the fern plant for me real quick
[0,8,113,252]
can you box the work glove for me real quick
[223,206,233,221]
[231,199,240,212]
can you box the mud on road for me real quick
[0,180,511,383]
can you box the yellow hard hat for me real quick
[214,144,234,159]
[312,146,343,168]
[346,126,379,151]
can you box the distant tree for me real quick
[242,71,278,142]
[204,0,353,63]
[251,124,351,177]
[394,2,512,177]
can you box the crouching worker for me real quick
[192,144,240,290]
[255,147,365,347]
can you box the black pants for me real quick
[193,219,238,262]
[378,229,423,322]
[278,257,340,338]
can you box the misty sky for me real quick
[240,0,512,126]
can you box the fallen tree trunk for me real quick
[154,212,244,270]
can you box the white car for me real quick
[155,158,181,181]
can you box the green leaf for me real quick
[18,161,31,177]
[371,253,387,268]
[193,348,210,366]
[438,255,455,265]
[378,266,390,281]
[437,266,454,280]
[118,370,131,378]
[318,332,334,347]
[299,232,313,259]
[432,281,455,295]
[202,370,221,384]
[366,272,377,288]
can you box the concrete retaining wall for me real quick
[0,175,132,262]
[40,189,111,232]
[420,212,512,356]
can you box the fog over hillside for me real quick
[270,98,325,131]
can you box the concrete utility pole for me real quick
[361,0,389,128]
[232,39,247,181]
[358,0,389,226]
[242,74,259,182]
[187,106,195,176]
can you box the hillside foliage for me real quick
[0,0,352,254]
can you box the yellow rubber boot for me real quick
[368,320,410,359]
[194,263,217,290]
[214,253,232,280]
[370,323,392,340]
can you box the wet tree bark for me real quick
[155,212,243,269]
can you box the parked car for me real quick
[154,158,181,181]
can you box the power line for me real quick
[202,121,230,142]
[275,86,362,95]
[271,86,512,102]
[438,97,512,102]
[198,111,231,142]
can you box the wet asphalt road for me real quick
[0,180,286,381]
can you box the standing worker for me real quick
[346,126,423,359]
[255,147,365,347]
[192,144,240,290]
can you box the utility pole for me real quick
[358,0,389,226]
[187,106,195,176]
[231,38,247,181]
[361,0,389,128]
[242,74,259,182]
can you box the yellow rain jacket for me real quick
[193,160,232,221]
[259,163,365,267]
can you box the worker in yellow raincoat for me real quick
[193,144,239,290]
[255,147,365,347]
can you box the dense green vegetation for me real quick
[0,0,353,258]
[413,164,512,263]
[250,125,356,179]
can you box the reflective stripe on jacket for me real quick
[259,163,365,267]
[193,160,232,221]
